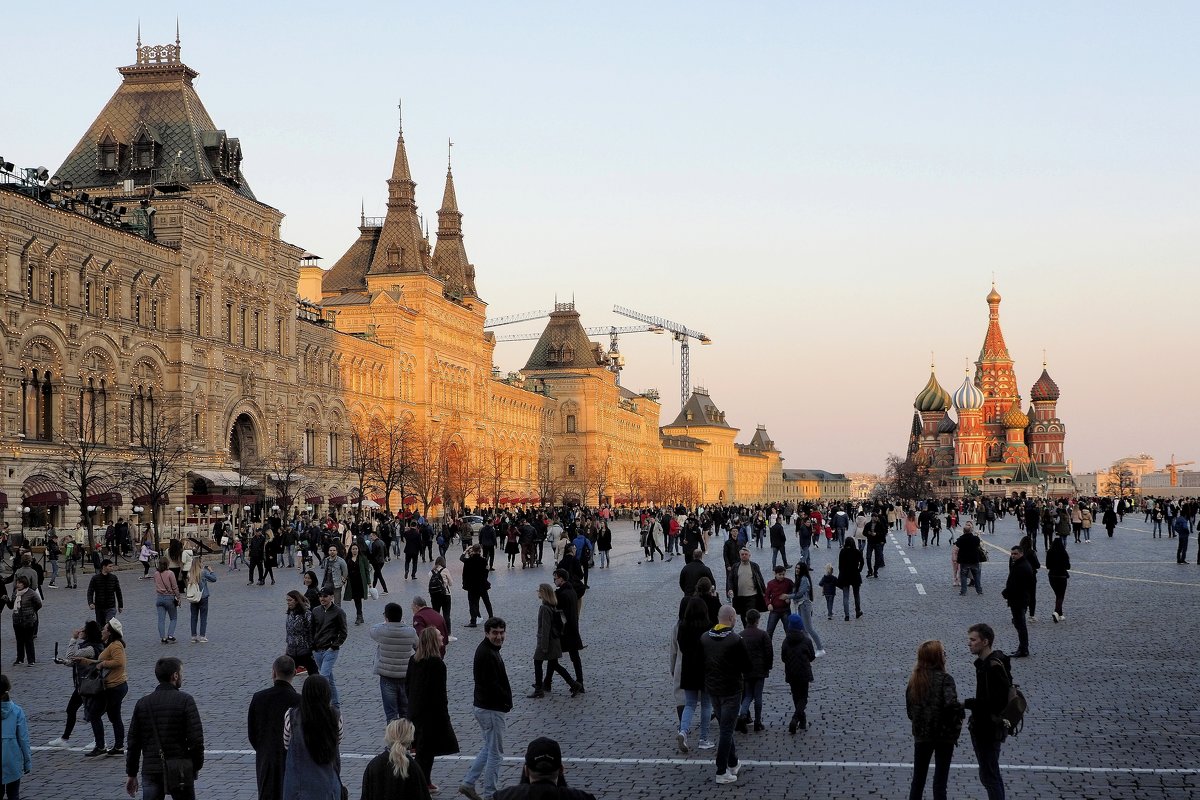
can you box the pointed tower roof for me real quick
[669,388,732,428]
[978,283,1011,362]
[523,303,605,371]
[432,167,478,296]
[54,38,255,200]
[367,121,429,277]
[747,425,777,451]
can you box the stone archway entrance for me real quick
[229,413,259,466]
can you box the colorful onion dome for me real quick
[937,414,958,435]
[914,371,951,412]
[1001,403,1029,429]
[1030,368,1060,402]
[953,374,984,411]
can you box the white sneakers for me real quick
[1052,612,1064,622]
[728,763,741,777]
[47,737,68,748]
[715,773,737,785]
[198,636,209,643]
[698,739,716,750]
[676,732,689,753]
[815,649,827,658]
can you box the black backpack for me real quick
[428,568,448,599]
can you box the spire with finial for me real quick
[137,19,142,47]
[176,17,181,47]
[432,140,475,295]
[359,198,365,227]
[367,99,426,276]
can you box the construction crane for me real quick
[494,324,664,385]
[1167,454,1195,487]
[483,309,551,329]
[612,305,712,410]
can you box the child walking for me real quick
[780,614,816,733]
[817,564,838,621]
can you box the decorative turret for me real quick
[1027,359,1067,474]
[914,370,951,412]
[367,115,430,277]
[1030,367,1060,402]
[432,163,478,297]
[1001,403,1029,429]
[937,414,958,435]
[953,375,985,411]
[953,371,987,479]
[974,283,1019,424]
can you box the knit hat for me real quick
[106,617,124,636]
[787,613,804,632]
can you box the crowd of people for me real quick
[0,492,1196,799]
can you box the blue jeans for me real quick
[797,601,822,651]
[379,675,408,722]
[313,648,341,707]
[970,729,1005,800]
[959,565,982,595]
[766,608,789,640]
[738,677,765,721]
[680,689,712,740]
[713,693,740,775]
[49,558,59,582]
[463,708,506,797]
[189,597,209,637]
[771,545,788,567]
[156,595,178,638]
[800,544,811,565]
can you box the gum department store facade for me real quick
[0,41,792,530]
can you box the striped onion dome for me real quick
[953,375,985,411]
[914,371,952,412]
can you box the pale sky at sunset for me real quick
[4,3,1197,474]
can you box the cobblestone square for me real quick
[9,514,1200,798]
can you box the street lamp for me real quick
[22,506,30,535]
[244,504,251,526]
[175,506,184,538]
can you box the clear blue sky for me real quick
[5,2,1198,473]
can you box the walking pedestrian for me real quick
[1003,546,1033,658]
[963,623,1012,800]
[310,588,349,709]
[360,719,431,800]
[319,546,348,607]
[955,523,984,596]
[527,583,583,698]
[370,602,418,722]
[281,675,344,800]
[905,640,963,800]
[674,597,714,753]
[549,570,586,693]
[0,674,33,797]
[407,627,458,793]
[791,562,825,656]
[459,617,513,800]
[124,656,205,799]
[86,558,123,626]
[763,565,793,640]
[368,531,389,595]
[186,558,217,643]
[701,605,750,784]
[345,542,371,625]
[837,537,864,620]
[427,556,454,640]
[154,557,181,644]
[735,609,772,733]
[780,613,815,733]
[724,546,767,627]
[284,591,321,676]
[248,655,301,800]
[460,545,494,627]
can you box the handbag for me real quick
[147,704,195,794]
[78,666,105,697]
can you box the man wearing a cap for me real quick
[724,547,766,627]
[492,737,596,800]
[311,587,348,707]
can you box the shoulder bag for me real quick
[147,704,195,793]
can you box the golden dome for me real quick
[986,284,1002,304]
[1001,403,1029,429]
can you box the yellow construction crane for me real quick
[1167,454,1195,487]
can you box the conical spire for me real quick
[979,283,1010,361]
[432,163,477,296]
[368,115,428,277]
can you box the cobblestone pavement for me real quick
[8,513,1200,798]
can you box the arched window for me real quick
[328,431,339,467]
[566,414,576,433]
[22,369,54,440]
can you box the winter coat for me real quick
[247,680,301,800]
[460,553,490,592]
[675,619,708,692]
[369,621,418,679]
[87,572,123,610]
[1003,556,1035,610]
[285,610,314,656]
[906,669,963,743]
[699,625,750,698]
[359,750,432,800]
[779,628,815,684]
[724,560,768,610]
[534,601,563,661]
[7,586,41,627]
[1,699,32,784]
[406,655,459,757]
[1046,540,1071,578]
[126,683,205,778]
[968,650,1012,742]
[836,543,864,588]
[554,583,583,652]
[471,638,513,713]
[741,625,774,680]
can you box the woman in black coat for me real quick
[1101,506,1118,538]
[674,597,713,752]
[360,718,432,800]
[459,545,493,626]
[837,536,864,621]
[405,627,458,791]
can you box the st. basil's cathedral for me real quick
[906,286,1073,498]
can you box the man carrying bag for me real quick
[126,656,205,799]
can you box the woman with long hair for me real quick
[406,627,458,793]
[48,619,104,748]
[302,570,321,610]
[188,557,218,643]
[674,595,713,753]
[360,718,432,800]
[153,557,180,643]
[904,640,962,800]
[285,590,321,676]
[791,562,825,656]
[77,617,128,757]
[345,542,371,625]
[282,675,343,800]
[528,583,582,698]
[428,556,454,641]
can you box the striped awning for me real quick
[87,477,123,507]
[22,475,68,507]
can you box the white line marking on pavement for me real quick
[40,747,1191,774]
[902,557,912,565]
[1070,569,1200,588]
[908,566,918,573]
[897,550,906,556]
[916,583,926,595]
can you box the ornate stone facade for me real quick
[0,42,787,527]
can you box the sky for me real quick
[4,2,1198,474]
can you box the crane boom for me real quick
[483,309,551,329]
[612,304,712,409]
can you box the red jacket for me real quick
[412,606,449,656]
[764,577,795,612]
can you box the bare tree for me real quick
[619,463,644,508]
[119,410,193,535]
[49,421,122,550]
[1105,466,1138,499]
[486,442,514,508]
[408,425,450,518]
[348,420,381,522]
[584,454,613,507]
[267,444,306,521]
[370,417,415,514]
[232,453,262,527]
[883,453,932,502]
[537,459,564,508]
[442,438,480,514]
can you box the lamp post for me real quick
[244,504,251,526]
[175,506,184,539]
[22,506,30,535]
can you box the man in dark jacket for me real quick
[1003,546,1034,657]
[768,518,789,569]
[956,523,984,596]
[87,558,123,626]
[724,547,767,626]
[701,605,751,784]
[679,550,715,597]
[311,588,348,707]
[963,623,1011,800]
[247,655,300,800]
[125,656,204,799]
[461,617,513,800]
[734,609,773,733]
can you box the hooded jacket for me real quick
[779,627,815,684]
[1,699,32,784]
[699,624,750,697]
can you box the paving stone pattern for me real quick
[9,513,1199,798]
